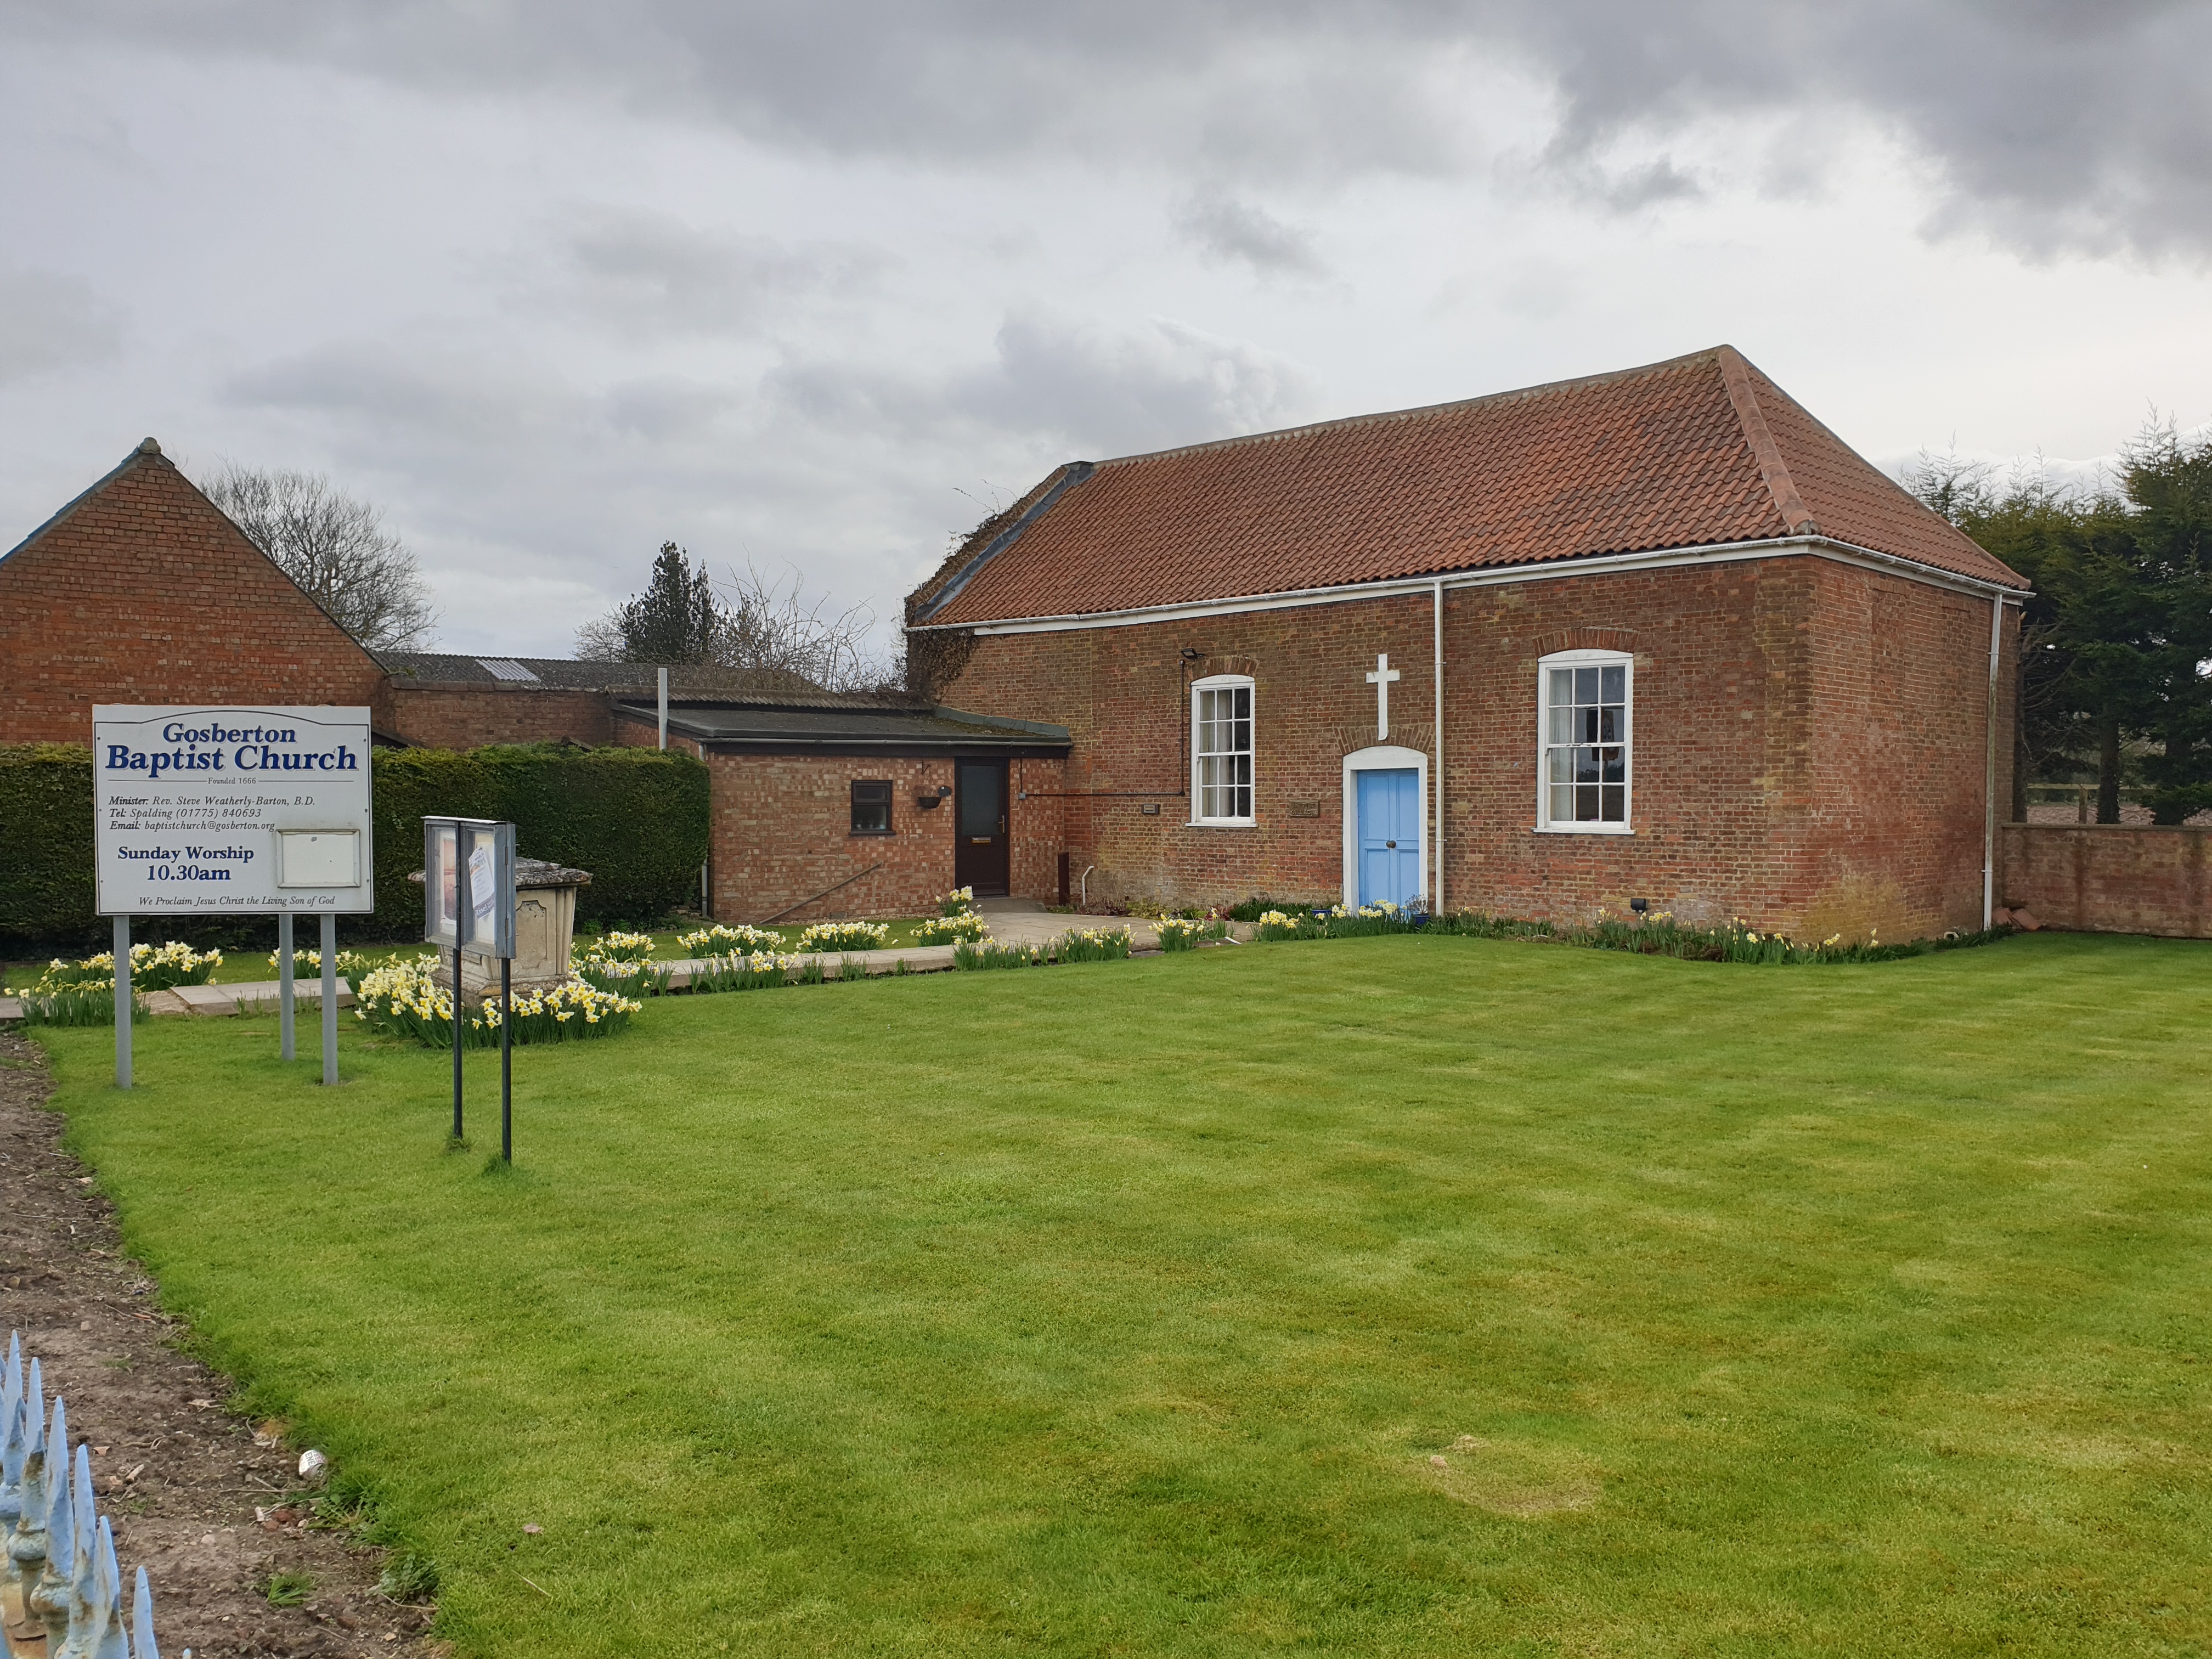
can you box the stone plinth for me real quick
[411,857,592,1000]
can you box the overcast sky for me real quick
[4,2,2209,659]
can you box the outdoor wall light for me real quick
[1629,897,1649,914]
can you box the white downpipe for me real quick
[1432,579,1444,914]
[1983,594,2004,929]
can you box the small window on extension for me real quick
[851,779,893,835]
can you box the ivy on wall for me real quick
[0,742,711,945]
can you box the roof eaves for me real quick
[1715,347,1817,535]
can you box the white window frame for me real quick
[1341,744,1430,907]
[1534,648,1634,834]
[1189,673,1256,827]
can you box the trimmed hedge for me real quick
[367,746,709,936]
[0,746,99,940]
[0,742,710,945]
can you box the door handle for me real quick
[999,817,1006,834]
[1386,840,1396,848]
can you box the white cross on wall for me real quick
[1365,652,1401,739]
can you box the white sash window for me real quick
[1537,650,1633,832]
[1192,675,1255,825]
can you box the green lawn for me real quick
[26,932,2212,1657]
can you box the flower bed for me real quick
[913,913,989,945]
[951,927,1135,970]
[793,921,890,953]
[265,947,368,978]
[679,923,783,957]
[1249,902,2014,964]
[580,930,657,965]
[1054,926,1133,963]
[14,940,221,1024]
[353,955,640,1048]
[1153,916,1230,952]
[575,957,675,997]
[953,939,1046,970]
[47,942,223,993]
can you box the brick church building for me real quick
[2,347,2039,938]
[905,347,2030,940]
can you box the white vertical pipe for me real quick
[658,666,669,751]
[1983,594,2004,930]
[1432,579,1445,915]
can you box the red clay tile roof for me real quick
[909,347,2025,627]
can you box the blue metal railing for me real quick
[0,1334,169,1657]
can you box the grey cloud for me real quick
[12,1,2207,259]
[0,268,121,385]
[528,206,890,340]
[202,314,1313,658]
[1170,189,1327,278]
[769,311,1321,460]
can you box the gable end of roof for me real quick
[1,438,168,568]
[910,461,1093,624]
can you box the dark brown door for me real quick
[953,759,1010,896]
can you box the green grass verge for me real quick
[26,932,2212,1656]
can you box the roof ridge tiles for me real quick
[1091,346,1728,471]
[1714,346,1816,535]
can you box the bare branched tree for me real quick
[577,544,898,691]
[715,562,897,691]
[200,464,437,651]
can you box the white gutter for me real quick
[1432,578,1444,915]
[929,535,2027,637]
[1983,594,2006,929]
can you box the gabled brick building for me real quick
[0,442,1065,928]
[0,439,390,740]
[906,346,2032,939]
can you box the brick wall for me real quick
[692,751,1066,925]
[386,683,616,749]
[936,553,2015,937]
[0,450,390,742]
[2000,825,2211,938]
[608,711,1066,922]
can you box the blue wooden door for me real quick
[1356,768,1423,907]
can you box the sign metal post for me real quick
[320,913,339,1086]
[112,916,132,1088]
[92,705,374,1089]
[278,913,296,1062]
[422,817,516,1157]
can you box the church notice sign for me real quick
[93,706,375,915]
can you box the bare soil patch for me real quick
[0,1030,441,1658]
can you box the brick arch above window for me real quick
[1529,627,1638,658]
[1189,653,1259,681]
